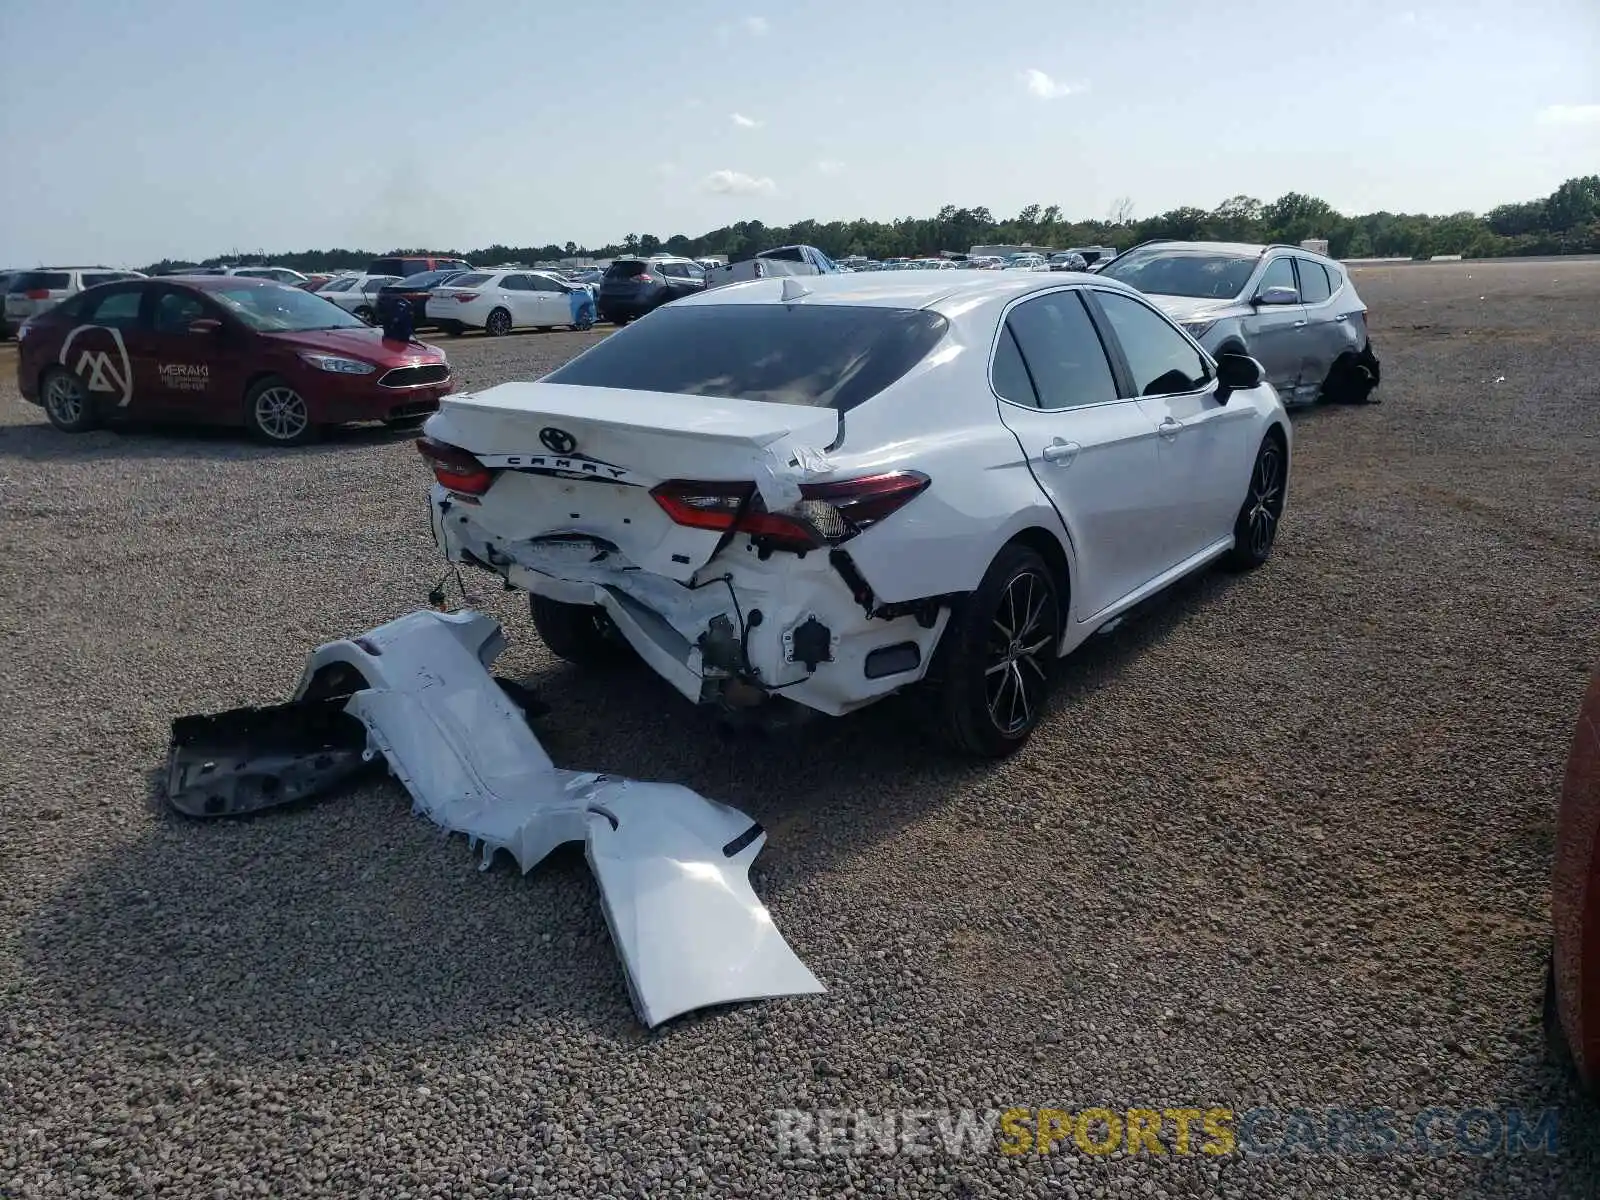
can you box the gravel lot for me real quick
[2,260,1598,1198]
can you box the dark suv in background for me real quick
[374,268,473,329]
[366,255,473,279]
[596,257,705,324]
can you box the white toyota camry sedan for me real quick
[417,271,1291,756]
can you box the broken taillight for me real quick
[650,472,930,551]
[416,436,492,497]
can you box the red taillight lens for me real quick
[453,292,478,302]
[651,471,930,551]
[632,274,654,283]
[25,289,49,300]
[649,480,754,531]
[416,436,492,497]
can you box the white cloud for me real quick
[1538,103,1600,125]
[731,112,763,128]
[1022,69,1087,100]
[702,170,777,197]
[717,16,769,43]
[815,159,845,175]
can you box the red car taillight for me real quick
[632,274,654,283]
[650,472,930,551]
[416,436,492,497]
[24,289,49,300]
[452,292,478,302]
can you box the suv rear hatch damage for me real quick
[165,608,824,1028]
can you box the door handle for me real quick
[1335,313,1348,321]
[1293,319,1307,327]
[1156,417,1182,440]
[1040,438,1079,465]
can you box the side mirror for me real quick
[188,318,223,334]
[1214,352,1263,402]
[1253,285,1299,306]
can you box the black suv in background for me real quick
[597,257,705,324]
[374,269,472,329]
[366,255,474,279]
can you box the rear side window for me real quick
[10,271,71,292]
[499,275,528,291]
[1093,292,1212,397]
[1003,291,1119,410]
[81,273,120,289]
[448,273,492,288]
[544,304,950,413]
[605,260,648,279]
[1296,260,1331,304]
[991,327,1037,406]
[81,289,142,327]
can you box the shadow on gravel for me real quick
[0,415,422,464]
[16,564,1238,1057]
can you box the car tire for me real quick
[485,308,512,337]
[1222,430,1287,572]
[935,543,1062,758]
[245,376,319,446]
[529,596,634,667]
[1321,344,1381,404]
[353,305,375,325]
[40,367,100,433]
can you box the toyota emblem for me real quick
[539,427,577,454]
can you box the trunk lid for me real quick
[432,382,840,581]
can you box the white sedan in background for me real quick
[428,270,599,337]
[416,271,1292,758]
[313,274,400,323]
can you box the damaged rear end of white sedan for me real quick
[419,271,1291,757]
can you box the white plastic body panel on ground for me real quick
[290,608,823,1027]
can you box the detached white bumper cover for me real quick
[292,608,823,1027]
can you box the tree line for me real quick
[141,175,1599,276]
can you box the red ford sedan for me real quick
[16,275,452,444]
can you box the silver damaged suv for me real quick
[1097,241,1380,406]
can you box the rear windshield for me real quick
[398,269,456,287]
[604,260,649,279]
[9,271,71,292]
[1099,251,1258,299]
[543,304,950,413]
[445,272,492,288]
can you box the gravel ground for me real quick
[1,260,1598,1198]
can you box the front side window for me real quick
[544,303,949,413]
[529,275,564,292]
[1093,292,1212,398]
[1003,291,1120,410]
[1257,257,1297,297]
[152,289,207,334]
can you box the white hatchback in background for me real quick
[313,274,401,323]
[5,266,146,329]
[429,270,595,337]
[418,272,1292,758]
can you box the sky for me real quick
[1,0,1597,267]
